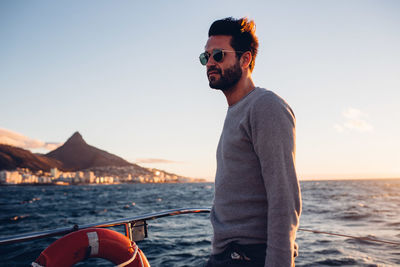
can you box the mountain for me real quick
[0,144,63,172]
[0,132,200,183]
[45,132,134,171]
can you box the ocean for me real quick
[0,180,399,266]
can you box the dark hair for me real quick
[208,17,259,72]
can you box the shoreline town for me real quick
[0,166,206,185]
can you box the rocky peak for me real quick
[64,131,86,146]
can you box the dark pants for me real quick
[205,243,266,267]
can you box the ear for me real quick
[240,51,252,69]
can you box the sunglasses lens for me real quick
[212,50,224,62]
[200,49,225,65]
[199,53,209,65]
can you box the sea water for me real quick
[0,180,399,266]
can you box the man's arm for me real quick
[251,93,302,267]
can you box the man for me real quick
[200,17,302,267]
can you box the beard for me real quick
[208,61,242,91]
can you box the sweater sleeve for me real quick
[251,94,302,267]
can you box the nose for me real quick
[206,55,217,68]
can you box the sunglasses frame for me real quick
[199,49,244,65]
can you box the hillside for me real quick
[0,144,63,172]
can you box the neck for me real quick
[223,74,255,106]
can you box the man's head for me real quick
[201,17,259,91]
[208,17,258,72]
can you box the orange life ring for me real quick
[31,228,150,267]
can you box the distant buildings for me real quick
[0,170,23,184]
[0,167,203,185]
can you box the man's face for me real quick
[204,35,242,91]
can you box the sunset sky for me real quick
[1,1,399,180]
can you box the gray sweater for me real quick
[211,87,302,267]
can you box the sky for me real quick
[1,0,399,181]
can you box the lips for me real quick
[207,68,221,77]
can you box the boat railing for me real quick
[0,207,211,245]
[2,207,399,247]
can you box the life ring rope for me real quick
[137,249,144,266]
[116,244,138,267]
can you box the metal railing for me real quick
[2,207,399,247]
[0,208,211,245]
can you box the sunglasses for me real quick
[199,49,243,65]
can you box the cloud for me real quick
[0,128,63,151]
[334,108,373,133]
[136,158,183,164]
